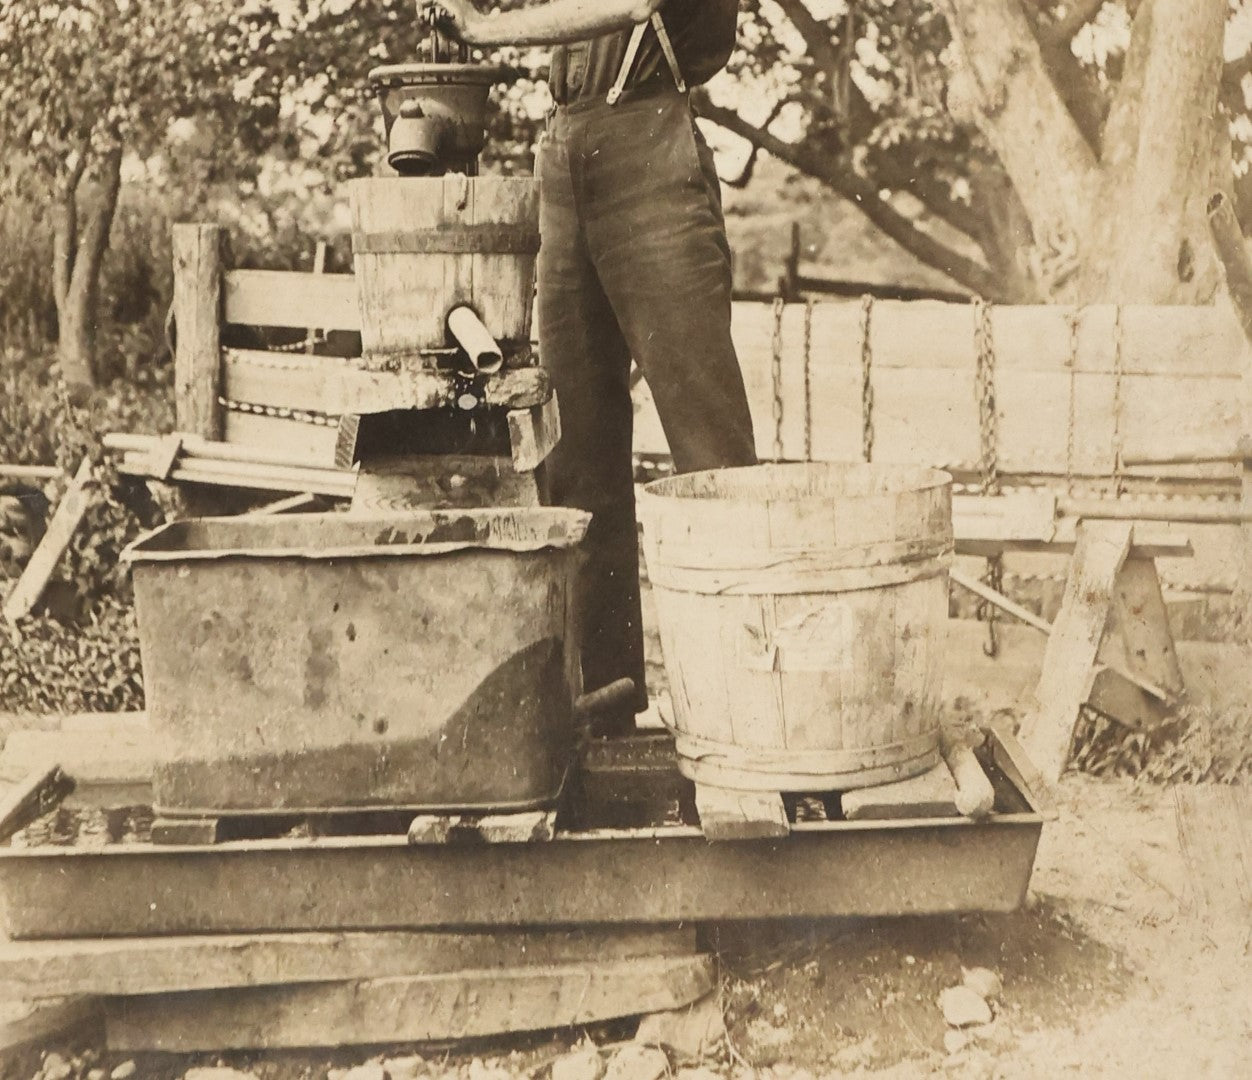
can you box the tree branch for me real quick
[1038,0,1107,45]
[772,0,841,74]
[694,92,1005,299]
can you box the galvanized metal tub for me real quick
[124,510,590,817]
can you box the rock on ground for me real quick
[603,1044,668,1080]
[938,985,993,1028]
[183,1069,260,1080]
[550,1045,605,1080]
[634,992,727,1061]
[961,967,1003,1002]
[109,1063,136,1080]
[328,1064,386,1080]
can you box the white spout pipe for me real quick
[446,305,504,374]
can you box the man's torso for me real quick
[548,0,737,105]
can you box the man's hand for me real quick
[422,1,483,45]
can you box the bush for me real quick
[0,349,172,715]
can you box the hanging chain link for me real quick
[771,296,786,461]
[1065,307,1080,496]
[972,297,1003,657]
[859,294,875,463]
[973,297,1001,497]
[1111,304,1126,497]
[803,299,814,461]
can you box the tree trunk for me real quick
[1079,0,1228,303]
[942,0,1228,305]
[52,146,123,388]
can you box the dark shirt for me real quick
[548,0,737,105]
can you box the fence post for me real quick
[172,224,224,441]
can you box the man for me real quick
[433,0,757,733]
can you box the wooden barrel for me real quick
[638,463,953,792]
[349,175,538,359]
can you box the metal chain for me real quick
[859,294,875,463]
[1065,307,1080,496]
[803,299,814,461]
[218,397,340,428]
[973,297,1001,496]
[1111,305,1126,497]
[972,296,1003,657]
[771,296,786,461]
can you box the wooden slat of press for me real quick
[0,926,697,1000]
[224,270,360,331]
[105,954,715,1052]
[222,350,552,415]
[222,411,342,467]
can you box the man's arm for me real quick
[431,0,667,48]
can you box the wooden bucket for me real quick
[349,175,539,359]
[638,463,953,792]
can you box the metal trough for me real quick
[0,729,1051,941]
[124,510,589,817]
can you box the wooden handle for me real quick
[939,733,995,819]
[0,764,75,844]
[574,678,638,722]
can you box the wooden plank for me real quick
[222,349,552,415]
[635,301,1247,474]
[224,269,360,331]
[694,785,789,841]
[508,391,562,472]
[222,410,341,466]
[151,818,221,846]
[0,927,697,1000]
[0,765,75,844]
[1018,521,1134,783]
[245,493,321,516]
[3,459,95,623]
[1174,786,1252,939]
[105,954,715,1052]
[173,224,225,440]
[952,490,1057,543]
[0,464,61,481]
[839,762,960,821]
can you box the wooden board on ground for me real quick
[839,762,960,821]
[0,926,696,1000]
[1018,521,1134,783]
[105,953,715,1052]
[694,785,789,841]
[2,460,95,623]
[1174,785,1252,943]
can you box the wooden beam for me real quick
[0,927,697,1000]
[222,350,552,415]
[222,411,341,467]
[508,391,562,473]
[3,459,95,623]
[1174,785,1252,939]
[173,224,225,440]
[1018,522,1134,782]
[105,954,715,1052]
[224,269,360,332]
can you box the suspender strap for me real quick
[606,11,686,106]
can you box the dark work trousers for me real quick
[536,88,758,730]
